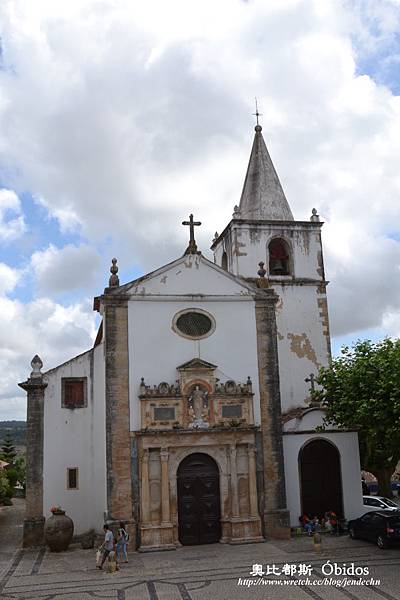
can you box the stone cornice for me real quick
[211,218,323,249]
[18,378,48,392]
[283,428,359,435]
[135,425,259,436]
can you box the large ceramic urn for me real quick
[44,509,74,552]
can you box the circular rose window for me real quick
[172,309,215,340]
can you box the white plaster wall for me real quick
[128,298,260,430]
[275,285,330,411]
[43,345,106,534]
[283,431,363,527]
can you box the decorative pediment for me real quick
[176,358,217,372]
[111,254,256,298]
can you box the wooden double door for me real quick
[299,439,344,518]
[177,453,221,545]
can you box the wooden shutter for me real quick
[64,380,85,408]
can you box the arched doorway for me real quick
[299,439,343,518]
[177,453,221,545]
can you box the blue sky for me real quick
[1,0,400,420]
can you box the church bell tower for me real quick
[211,124,331,412]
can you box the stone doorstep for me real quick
[291,528,348,537]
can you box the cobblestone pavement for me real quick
[1,500,400,600]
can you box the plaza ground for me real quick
[1,499,400,600]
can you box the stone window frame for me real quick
[66,467,79,490]
[61,377,88,409]
[171,308,216,341]
[266,235,294,278]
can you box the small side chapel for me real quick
[19,123,363,550]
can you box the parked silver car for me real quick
[361,496,399,514]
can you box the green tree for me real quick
[14,456,26,492]
[0,469,13,505]
[313,338,400,498]
[1,433,16,464]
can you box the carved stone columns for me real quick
[139,446,175,552]
[255,289,290,539]
[229,444,240,518]
[140,450,150,524]
[160,448,171,525]
[18,356,47,547]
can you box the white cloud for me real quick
[0,294,97,419]
[0,189,26,242]
[0,262,20,295]
[30,243,102,294]
[0,0,399,420]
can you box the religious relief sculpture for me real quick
[187,385,210,429]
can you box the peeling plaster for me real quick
[249,228,261,244]
[233,230,247,257]
[287,332,320,368]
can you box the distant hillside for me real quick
[0,421,26,446]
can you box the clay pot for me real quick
[44,510,74,552]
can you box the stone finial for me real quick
[257,262,266,277]
[212,232,219,243]
[232,205,241,218]
[30,355,43,378]
[256,261,269,289]
[310,208,320,222]
[109,258,119,287]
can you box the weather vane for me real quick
[252,97,263,126]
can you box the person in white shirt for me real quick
[97,524,115,569]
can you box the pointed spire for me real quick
[238,125,294,221]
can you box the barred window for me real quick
[172,309,215,340]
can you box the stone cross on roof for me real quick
[182,213,201,255]
[252,97,262,127]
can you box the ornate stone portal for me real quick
[137,359,263,551]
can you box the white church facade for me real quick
[19,124,363,549]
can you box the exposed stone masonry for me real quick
[255,289,290,539]
[103,297,136,538]
[18,357,47,547]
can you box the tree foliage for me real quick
[0,470,13,505]
[13,456,26,491]
[313,338,400,497]
[1,434,16,464]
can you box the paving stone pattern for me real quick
[1,500,400,599]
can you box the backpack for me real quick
[121,529,129,542]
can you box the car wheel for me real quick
[349,527,357,539]
[376,535,387,549]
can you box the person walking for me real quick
[116,521,129,563]
[97,524,114,570]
